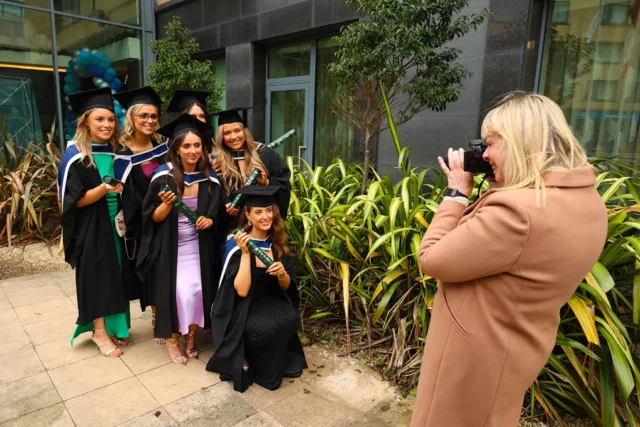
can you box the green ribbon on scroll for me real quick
[161,186,199,224]
[233,228,274,267]
[228,129,296,210]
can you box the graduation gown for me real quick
[58,143,128,327]
[214,143,292,278]
[114,141,168,304]
[206,237,307,392]
[136,164,220,338]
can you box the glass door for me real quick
[266,82,313,166]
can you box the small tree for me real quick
[146,17,224,113]
[329,0,490,191]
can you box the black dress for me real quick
[58,144,127,326]
[114,141,167,306]
[136,166,220,338]
[206,241,307,392]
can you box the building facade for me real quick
[155,0,640,171]
[0,0,156,148]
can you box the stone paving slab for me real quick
[0,270,414,427]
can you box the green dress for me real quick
[70,144,131,345]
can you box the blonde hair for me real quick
[481,92,588,206]
[119,104,161,149]
[72,108,120,168]
[215,125,268,196]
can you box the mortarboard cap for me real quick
[156,113,212,139]
[232,185,279,208]
[167,89,209,113]
[68,87,114,116]
[113,86,162,110]
[209,107,252,128]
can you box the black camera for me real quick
[443,139,493,175]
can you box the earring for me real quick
[86,125,90,130]
[248,220,252,227]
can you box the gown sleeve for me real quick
[282,253,299,309]
[61,161,89,267]
[211,250,247,357]
[136,178,171,275]
[260,146,291,219]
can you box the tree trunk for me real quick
[361,130,372,193]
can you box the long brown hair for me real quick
[214,125,267,196]
[73,108,119,168]
[237,204,289,260]
[166,131,211,196]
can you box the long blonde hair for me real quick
[215,125,267,196]
[119,104,161,149]
[481,92,588,206]
[72,109,120,168]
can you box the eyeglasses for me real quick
[134,113,159,122]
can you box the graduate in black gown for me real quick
[113,87,168,343]
[58,87,128,358]
[167,89,213,152]
[209,108,292,284]
[137,113,220,364]
[206,186,307,392]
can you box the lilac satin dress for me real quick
[176,195,204,334]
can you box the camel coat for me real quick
[410,166,607,427]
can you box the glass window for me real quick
[539,0,640,169]
[592,80,619,102]
[0,8,58,147]
[269,89,306,159]
[268,43,311,79]
[552,3,570,24]
[2,0,49,8]
[55,15,142,139]
[0,4,24,22]
[601,2,630,25]
[54,0,140,26]
[596,42,624,63]
[314,37,359,167]
[212,58,226,110]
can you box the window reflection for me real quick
[54,0,140,26]
[55,15,142,139]
[539,0,640,169]
[268,43,311,79]
[0,8,57,146]
[314,37,358,167]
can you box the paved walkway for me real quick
[0,270,415,427]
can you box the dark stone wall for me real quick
[156,0,358,50]
[376,0,532,173]
[156,0,533,170]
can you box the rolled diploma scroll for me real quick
[160,186,199,224]
[233,228,274,267]
[228,129,296,210]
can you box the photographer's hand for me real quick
[438,148,473,197]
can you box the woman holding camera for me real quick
[410,92,607,427]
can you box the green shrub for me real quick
[286,154,640,425]
[0,140,61,245]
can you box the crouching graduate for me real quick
[136,113,220,365]
[58,88,129,357]
[206,185,307,392]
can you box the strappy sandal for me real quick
[92,329,122,358]
[166,338,187,365]
[152,313,166,345]
[184,331,199,359]
[110,335,131,347]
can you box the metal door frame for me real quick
[265,82,313,166]
[265,40,317,166]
